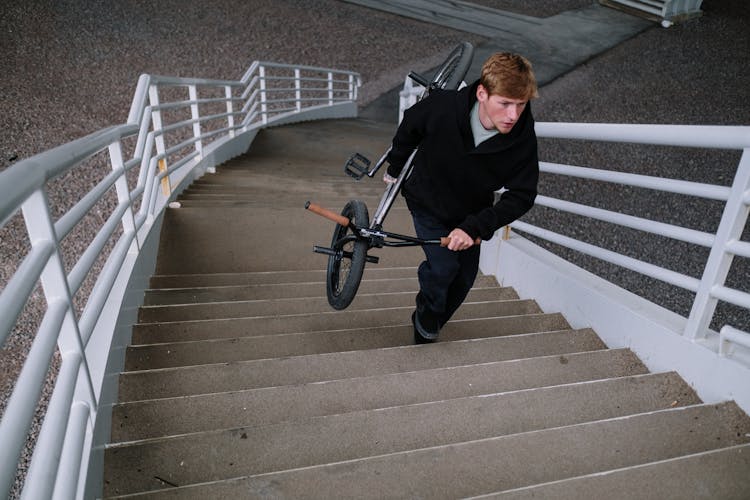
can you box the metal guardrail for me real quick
[513,122,750,354]
[0,61,360,499]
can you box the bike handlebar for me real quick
[305,201,350,227]
[306,201,480,248]
[408,71,430,88]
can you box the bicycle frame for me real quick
[308,135,482,252]
[308,41,475,310]
[368,149,418,229]
[312,142,426,253]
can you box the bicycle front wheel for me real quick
[326,200,369,310]
[431,41,474,91]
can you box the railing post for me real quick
[148,85,171,197]
[108,141,140,251]
[684,148,750,339]
[720,325,750,356]
[294,68,302,112]
[188,84,203,158]
[137,133,158,224]
[52,401,90,500]
[328,72,334,106]
[19,192,98,500]
[20,353,82,500]
[225,85,235,138]
[0,298,66,499]
[352,74,359,102]
[21,190,96,409]
[259,65,268,125]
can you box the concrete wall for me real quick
[480,231,750,415]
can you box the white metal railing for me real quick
[510,122,750,357]
[0,61,359,499]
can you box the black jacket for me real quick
[386,81,539,241]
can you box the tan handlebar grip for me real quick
[440,237,482,247]
[305,201,351,227]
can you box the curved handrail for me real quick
[0,59,361,500]
[535,122,750,150]
[0,124,139,228]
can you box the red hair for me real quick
[480,52,538,100]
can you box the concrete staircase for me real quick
[102,119,750,499]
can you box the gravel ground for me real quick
[1,0,748,496]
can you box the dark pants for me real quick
[411,208,480,326]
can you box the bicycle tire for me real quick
[326,199,369,310]
[430,41,474,91]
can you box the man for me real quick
[383,52,539,343]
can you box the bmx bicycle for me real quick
[306,42,476,310]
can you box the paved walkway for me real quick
[354,0,652,121]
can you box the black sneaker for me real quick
[412,305,439,343]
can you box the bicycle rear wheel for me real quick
[327,200,369,310]
[430,41,474,91]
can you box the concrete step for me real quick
[176,191,385,207]
[180,183,381,197]
[131,296,535,344]
[153,204,424,274]
[142,274,499,305]
[136,287,531,322]
[110,351,661,442]
[140,276,506,316]
[125,314,571,370]
[482,443,750,499]
[148,266,419,288]
[102,402,750,498]
[176,192,382,202]
[153,122,417,275]
[143,278,406,305]
[179,183,382,197]
[117,328,607,402]
[142,278,422,305]
[106,120,750,498]
[172,199,411,212]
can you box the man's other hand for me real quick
[447,228,474,251]
[383,172,397,184]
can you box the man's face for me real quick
[476,84,527,134]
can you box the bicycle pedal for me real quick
[313,245,336,256]
[344,153,371,180]
[365,254,379,264]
